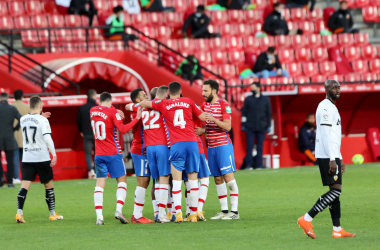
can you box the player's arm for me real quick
[140,100,153,109]
[205,115,231,131]
[113,108,142,134]
[41,119,57,167]
[319,110,336,175]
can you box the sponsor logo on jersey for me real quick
[155,100,161,103]
[323,114,328,120]
[226,106,231,114]
[116,113,122,120]
[135,103,141,107]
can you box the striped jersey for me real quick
[129,103,144,155]
[194,117,205,154]
[201,99,232,148]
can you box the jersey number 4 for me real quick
[174,109,186,129]
[91,121,106,140]
[23,126,37,144]
[142,111,160,130]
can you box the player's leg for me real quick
[146,146,160,222]
[156,146,171,223]
[152,179,159,221]
[185,142,200,222]
[184,180,190,219]
[167,175,175,221]
[93,155,108,225]
[157,175,170,223]
[16,180,32,223]
[197,153,210,221]
[114,175,128,224]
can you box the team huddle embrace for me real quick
[91,80,239,225]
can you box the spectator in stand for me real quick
[328,1,359,34]
[264,2,303,36]
[68,0,98,26]
[298,113,318,165]
[183,5,220,39]
[123,0,141,14]
[286,0,315,12]
[253,47,290,78]
[0,93,21,188]
[77,89,97,179]
[139,0,175,12]
[218,0,250,9]
[175,55,204,82]
[12,90,30,184]
[105,6,138,42]
[240,82,272,170]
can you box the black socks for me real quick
[17,188,28,211]
[308,188,341,218]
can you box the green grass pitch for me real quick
[1,164,379,249]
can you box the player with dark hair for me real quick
[150,87,158,100]
[90,92,142,225]
[198,79,239,220]
[140,82,205,223]
[297,80,356,239]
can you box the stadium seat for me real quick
[0,16,14,30]
[71,29,86,42]
[31,15,49,28]
[203,64,219,79]
[209,37,226,51]
[297,21,314,35]
[65,15,82,27]
[369,59,380,73]
[227,10,244,23]
[211,51,228,64]
[148,12,163,26]
[113,41,124,51]
[361,45,377,60]
[162,39,179,51]
[25,1,43,15]
[225,37,243,50]
[220,23,236,37]
[311,75,327,83]
[362,6,378,22]
[210,11,228,25]
[285,63,303,77]
[194,39,210,52]
[244,51,260,68]
[293,76,311,84]
[259,36,275,51]
[290,8,307,21]
[311,48,328,62]
[163,12,182,27]
[244,9,263,23]
[295,48,311,62]
[243,36,260,50]
[93,0,110,12]
[322,35,338,48]
[48,15,65,28]
[314,20,326,33]
[0,2,8,16]
[235,24,252,37]
[307,8,323,22]
[95,41,114,52]
[352,60,369,73]
[132,13,149,27]
[291,35,307,49]
[277,77,294,90]
[343,47,361,61]
[302,62,319,76]
[8,2,25,16]
[54,29,73,42]
[194,51,212,65]
[207,25,220,34]
[109,0,123,8]
[326,74,344,82]
[356,0,371,8]
[361,73,377,81]
[42,1,58,14]
[228,51,245,64]
[140,26,156,38]
[254,0,267,10]
[319,61,336,75]
[354,33,370,47]
[21,30,39,47]
[59,43,78,53]
[13,16,31,30]
[171,0,188,12]
[372,0,380,6]
[307,34,322,48]
[155,26,171,39]
[88,28,104,41]
[283,8,291,20]
[188,0,205,10]
[38,30,57,44]
[338,33,354,47]
[81,15,99,27]
[279,49,295,63]
[275,35,292,49]
[251,23,263,33]
[286,21,298,31]
[219,64,237,78]
[344,74,361,83]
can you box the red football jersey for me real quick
[90,106,139,156]
[194,117,205,154]
[141,98,170,147]
[129,103,144,155]
[201,99,232,148]
[152,97,203,145]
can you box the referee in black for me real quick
[297,80,355,239]
[0,92,21,187]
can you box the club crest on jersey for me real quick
[323,114,328,120]
[334,175,338,181]
[226,106,231,113]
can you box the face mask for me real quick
[252,90,258,95]
[195,13,202,18]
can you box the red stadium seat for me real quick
[162,39,179,51]
[291,35,307,48]
[209,37,226,51]
[0,16,14,30]
[71,29,86,42]
[220,23,236,37]
[211,51,228,64]
[65,15,82,27]
[244,9,263,23]
[344,74,360,83]
[326,74,344,82]
[95,41,114,52]
[251,23,263,33]
[287,21,298,31]
[344,0,356,8]
[59,43,78,53]
[243,36,260,50]
[89,28,104,41]
[81,15,99,27]
[227,10,244,23]
[31,15,49,28]
[93,0,110,12]
[171,0,188,12]
[372,0,380,6]
[302,62,319,76]
[322,35,338,48]
[219,64,237,78]
[343,47,360,61]
[207,24,220,34]
[361,73,377,82]
[21,30,38,47]
[307,8,323,21]
[188,0,205,10]
[311,75,327,83]
[194,39,210,52]
[283,8,291,20]
[295,48,311,62]
[0,2,9,16]
[42,1,58,14]
[361,45,377,60]
[311,47,328,62]
[356,0,371,8]
[254,0,267,10]
[290,8,307,21]
[259,36,275,51]
[225,37,243,50]
[178,39,195,53]
[148,12,163,26]
[161,0,172,8]
[109,0,123,8]
[307,34,322,48]
[297,21,314,35]
[352,60,369,73]
[369,59,380,73]
[38,30,56,44]
[338,33,354,47]
[48,15,65,28]
[275,35,292,49]
[354,33,370,47]
[132,13,149,27]
[362,7,378,22]
[314,20,326,33]
[13,16,31,30]
[8,2,25,16]
[285,63,303,77]
[210,11,228,25]
[244,51,260,68]
[194,51,212,65]
[279,49,295,63]
[113,41,124,52]
[235,24,252,37]
[163,12,182,27]
[319,61,336,75]
[54,29,73,42]
[25,1,43,15]
[277,77,294,91]
[293,76,311,84]
[228,50,245,64]
[155,26,171,39]
[203,65,219,79]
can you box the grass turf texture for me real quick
[1,164,379,249]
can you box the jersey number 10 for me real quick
[91,121,106,140]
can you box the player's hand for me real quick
[328,160,337,175]
[341,160,346,174]
[204,113,216,122]
[125,103,131,111]
[80,132,83,137]
[51,156,57,167]
[136,107,142,119]
[195,127,205,136]
[41,112,51,118]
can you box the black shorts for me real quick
[317,158,342,186]
[21,161,53,184]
